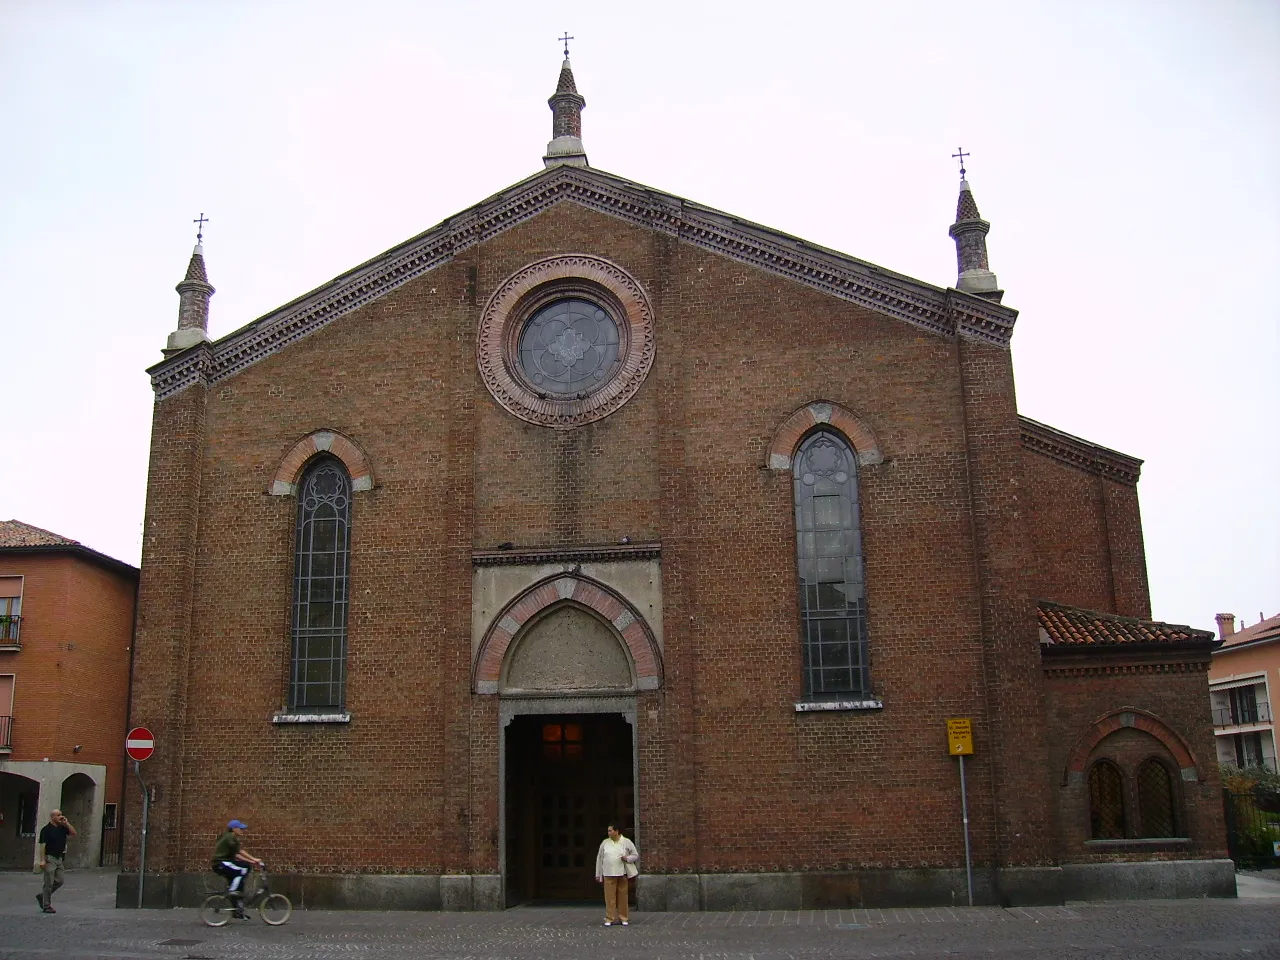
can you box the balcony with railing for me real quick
[0,614,20,649]
[1213,701,1273,729]
[0,715,11,751]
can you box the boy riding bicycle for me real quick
[211,820,263,919]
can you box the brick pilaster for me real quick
[956,337,1054,869]
[122,367,209,882]
[652,231,700,873]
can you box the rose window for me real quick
[517,298,620,395]
[476,254,656,429]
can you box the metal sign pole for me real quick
[134,760,149,909]
[958,753,973,907]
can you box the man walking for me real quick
[36,809,76,913]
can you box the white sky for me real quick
[1,1,1276,635]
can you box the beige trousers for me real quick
[603,875,629,922]
[42,855,65,905]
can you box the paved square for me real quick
[1,870,1277,959]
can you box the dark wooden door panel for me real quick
[506,713,634,903]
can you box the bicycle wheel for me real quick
[200,894,232,927]
[259,892,292,925]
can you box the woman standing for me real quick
[593,824,639,926]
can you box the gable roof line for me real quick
[0,521,139,579]
[0,543,140,580]
[148,165,1020,401]
[1217,613,1280,651]
[1019,415,1144,486]
[1214,632,1280,655]
[0,519,79,547]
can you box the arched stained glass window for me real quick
[1137,758,1178,838]
[793,431,870,698]
[290,458,351,710]
[1088,759,1126,839]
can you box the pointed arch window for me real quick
[793,431,871,699]
[1137,758,1178,837]
[290,457,351,710]
[1088,759,1127,839]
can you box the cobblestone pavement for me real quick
[1,870,1278,960]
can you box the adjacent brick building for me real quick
[121,56,1231,909]
[0,520,138,870]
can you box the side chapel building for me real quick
[122,55,1232,909]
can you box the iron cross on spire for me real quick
[559,32,574,58]
[193,212,209,243]
[951,148,970,180]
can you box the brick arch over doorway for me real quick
[766,400,884,470]
[1062,708,1201,785]
[268,429,375,495]
[474,575,662,695]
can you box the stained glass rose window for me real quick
[477,255,655,429]
[517,298,621,395]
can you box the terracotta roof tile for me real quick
[1221,612,1280,648]
[0,520,79,548]
[1038,601,1214,647]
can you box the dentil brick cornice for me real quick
[149,165,1021,400]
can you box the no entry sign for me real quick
[126,726,155,762]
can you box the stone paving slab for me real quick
[1237,873,1280,899]
[1,870,1278,959]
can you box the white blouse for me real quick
[595,836,638,878]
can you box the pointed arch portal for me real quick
[474,575,662,695]
[479,575,656,906]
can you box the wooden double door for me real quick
[505,713,635,902]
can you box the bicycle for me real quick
[200,865,292,927]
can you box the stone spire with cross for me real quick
[165,214,216,355]
[543,35,588,168]
[947,151,1003,303]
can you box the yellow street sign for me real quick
[946,718,974,755]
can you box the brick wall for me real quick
[0,551,135,829]
[122,381,207,874]
[1022,451,1151,619]
[128,197,1203,885]
[1043,656,1225,862]
[1101,480,1151,619]
[955,339,1054,871]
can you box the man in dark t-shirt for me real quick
[212,820,263,919]
[36,810,76,913]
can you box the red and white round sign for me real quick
[125,727,155,762]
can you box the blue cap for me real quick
[228,820,248,830]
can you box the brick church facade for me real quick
[121,56,1231,909]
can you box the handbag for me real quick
[624,840,639,878]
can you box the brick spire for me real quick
[543,55,588,168]
[164,241,216,355]
[948,177,1003,303]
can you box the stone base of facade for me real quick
[636,861,1235,910]
[639,869,1008,910]
[1060,859,1236,902]
[115,873,504,910]
[116,860,1236,910]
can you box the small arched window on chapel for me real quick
[1137,758,1179,838]
[793,431,871,699]
[290,457,351,710]
[1088,759,1127,839]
